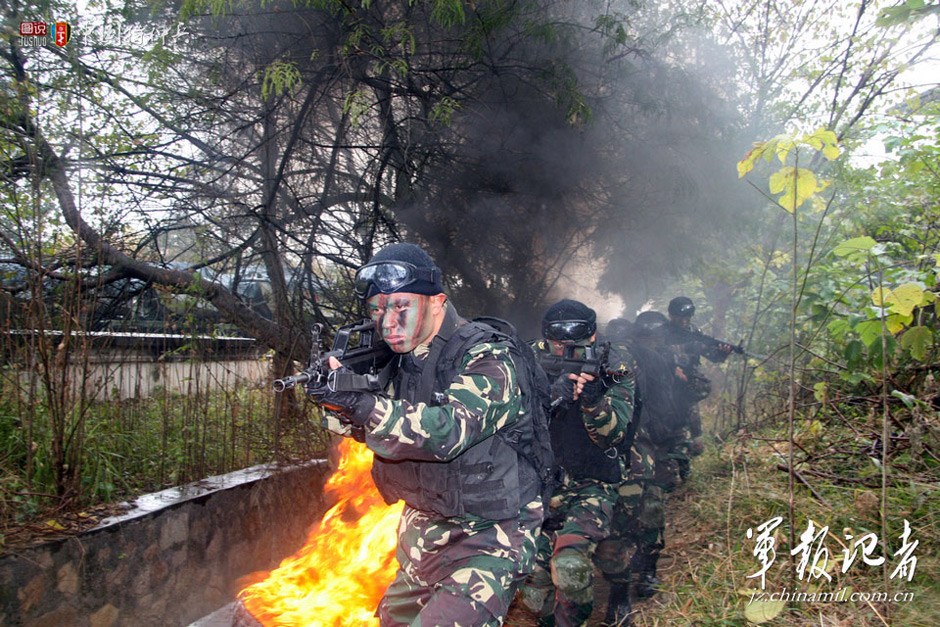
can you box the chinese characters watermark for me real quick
[745,517,920,589]
[19,21,70,48]
[19,19,191,52]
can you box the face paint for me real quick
[548,340,569,357]
[548,339,591,357]
[366,292,438,354]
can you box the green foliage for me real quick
[820,111,940,378]
[0,379,331,533]
[429,96,460,126]
[876,0,940,27]
[430,0,467,28]
[726,112,938,402]
[342,89,372,128]
[261,60,302,100]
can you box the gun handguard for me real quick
[681,328,766,361]
[538,343,610,377]
[273,319,394,395]
[539,343,614,408]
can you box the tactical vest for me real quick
[371,306,544,520]
[549,396,623,483]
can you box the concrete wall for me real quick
[4,330,269,400]
[70,356,269,401]
[0,460,332,627]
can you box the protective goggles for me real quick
[673,303,695,317]
[542,319,596,342]
[638,319,666,332]
[353,261,440,298]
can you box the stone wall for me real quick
[0,460,332,627]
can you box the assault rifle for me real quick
[538,342,613,408]
[672,326,766,361]
[272,319,395,395]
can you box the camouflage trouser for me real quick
[674,401,702,481]
[518,478,618,627]
[668,439,694,483]
[378,497,543,627]
[596,444,663,582]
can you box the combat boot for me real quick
[603,581,632,625]
[634,571,660,599]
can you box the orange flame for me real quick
[239,438,403,626]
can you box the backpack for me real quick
[629,341,687,445]
[436,317,557,509]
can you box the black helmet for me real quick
[606,318,633,342]
[541,299,597,342]
[634,311,668,337]
[668,296,695,317]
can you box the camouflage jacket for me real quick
[339,305,536,520]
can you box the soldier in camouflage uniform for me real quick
[664,296,733,480]
[597,311,688,610]
[518,300,636,627]
[317,242,546,626]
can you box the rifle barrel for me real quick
[272,371,314,392]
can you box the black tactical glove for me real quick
[550,374,577,404]
[312,367,376,427]
[579,379,606,406]
[319,389,375,426]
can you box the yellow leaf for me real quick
[745,598,786,624]
[738,142,768,177]
[771,166,820,212]
[773,134,796,163]
[770,251,790,268]
[872,287,890,307]
[45,520,65,531]
[803,128,840,161]
[813,382,828,403]
[817,129,838,144]
[769,168,789,195]
[885,283,926,317]
[886,313,911,334]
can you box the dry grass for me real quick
[506,413,938,626]
[627,427,938,627]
